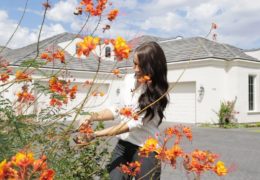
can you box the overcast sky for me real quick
[0,0,260,50]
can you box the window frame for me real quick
[248,75,256,111]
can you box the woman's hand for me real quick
[74,114,92,129]
[73,132,96,145]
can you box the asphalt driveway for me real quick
[105,122,260,180]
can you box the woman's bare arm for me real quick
[94,121,129,137]
[88,108,115,121]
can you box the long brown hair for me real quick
[135,41,169,125]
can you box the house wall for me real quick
[166,59,260,124]
[227,61,260,123]
[3,58,260,124]
[167,59,228,123]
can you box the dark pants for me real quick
[107,139,161,180]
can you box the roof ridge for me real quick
[11,33,68,65]
[196,37,213,56]
[221,43,240,58]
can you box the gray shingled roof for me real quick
[243,48,260,52]
[0,46,12,57]
[1,32,129,73]
[1,33,258,73]
[158,37,258,62]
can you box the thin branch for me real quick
[0,0,29,54]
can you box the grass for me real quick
[199,122,260,129]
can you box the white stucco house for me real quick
[1,32,260,124]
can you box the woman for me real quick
[76,41,169,179]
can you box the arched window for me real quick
[105,46,111,57]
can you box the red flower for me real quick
[50,98,62,107]
[40,169,55,180]
[42,2,51,9]
[120,161,141,177]
[0,73,9,82]
[104,38,110,45]
[212,23,218,29]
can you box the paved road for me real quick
[104,122,260,180]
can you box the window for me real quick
[248,75,255,111]
[105,46,111,57]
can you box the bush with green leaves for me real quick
[216,97,238,127]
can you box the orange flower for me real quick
[48,77,78,106]
[79,121,94,134]
[138,75,151,84]
[1,151,53,180]
[76,36,100,57]
[15,70,31,81]
[139,138,158,157]
[33,155,48,171]
[182,127,192,141]
[112,37,131,61]
[49,81,63,93]
[0,160,18,180]
[49,76,57,86]
[119,107,133,118]
[183,150,221,175]
[80,0,108,16]
[214,161,228,176]
[53,50,65,63]
[0,160,7,179]
[165,127,179,137]
[17,91,35,103]
[120,161,141,177]
[40,169,55,180]
[41,52,49,60]
[92,91,105,97]
[112,69,120,76]
[0,73,9,82]
[189,159,205,174]
[69,85,78,99]
[12,152,34,168]
[119,107,139,120]
[192,150,208,161]
[108,9,119,21]
[168,144,183,157]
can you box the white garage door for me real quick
[164,82,196,123]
